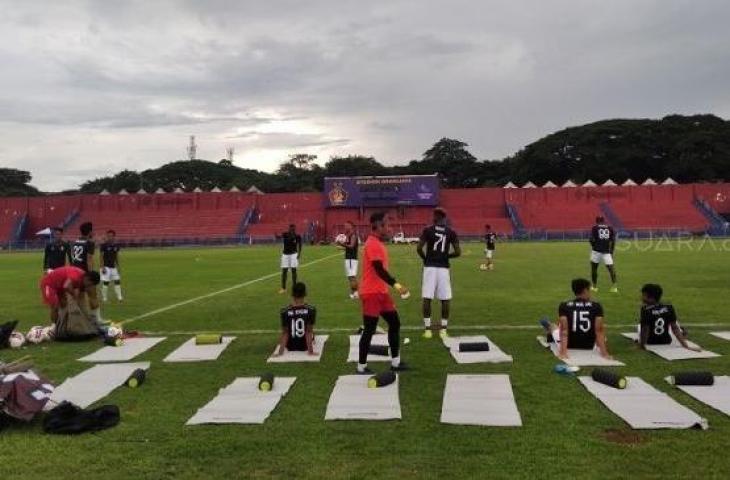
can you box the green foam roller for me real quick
[458,342,490,352]
[591,368,627,389]
[259,373,275,392]
[369,344,390,356]
[672,371,714,386]
[367,371,396,389]
[195,334,222,345]
[126,369,146,388]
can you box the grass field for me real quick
[1,239,730,479]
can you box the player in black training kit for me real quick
[638,283,699,351]
[589,216,617,293]
[70,222,96,272]
[43,227,70,273]
[540,278,612,360]
[482,224,496,271]
[274,282,317,356]
[417,208,460,339]
[100,229,123,302]
[336,220,360,299]
[279,224,303,294]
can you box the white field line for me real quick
[120,253,340,326]
[137,323,730,336]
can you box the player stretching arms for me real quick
[357,212,409,374]
[43,227,70,273]
[40,266,100,324]
[483,224,496,271]
[70,222,95,272]
[274,282,317,356]
[539,278,612,360]
[638,283,699,352]
[100,230,123,302]
[589,216,617,293]
[279,224,302,294]
[417,208,460,339]
[337,221,360,299]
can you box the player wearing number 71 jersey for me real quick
[638,283,699,352]
[274,282,317,356]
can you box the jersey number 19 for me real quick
[291,318,305,338]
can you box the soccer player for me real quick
[638,283,700,352]
[70,222,95,272]
[273,282,317,356]
[279,224,302,294]
[336,221,360,299]
[483,224,496,271]
[539,278,612,360]
[357,212,409,374]
[43,227,70,273]
[417,208,460,339]
[589,216,617,293]
[40,266,100,324]
[100,229,123,302]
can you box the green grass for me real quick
[1,240,730,479]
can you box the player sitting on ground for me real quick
[40,266,100,324]
[43,226,70,273]
[279,224,302,294]
[539,278,612,360]
[589,216,617,293]
[336,220,360,299]
[638,283,699,352]
[274,282,317,356]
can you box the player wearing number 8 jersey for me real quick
[589,216,618,293]
[638,283,699,351]
[275,282,317,356]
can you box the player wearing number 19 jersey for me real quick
[589,216,617,293]
[417,208,460,339]
[638,283,699,351]
[275,282,316,355]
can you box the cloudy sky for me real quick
[1,0,729,191]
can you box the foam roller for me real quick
[591,368,627,389]
[458,342,490,352]
[259,373,275,392]
[369,344,390,356]
[368,371,397,389]
[195,334,222,345]
[126,369,146,388]
[672,371,714,386]
[105,337,123,347]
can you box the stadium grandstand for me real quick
[1,178,729,249]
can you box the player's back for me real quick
[421,224,457,268]
[280,303,316,351]
[70,238,95,270]
[641,303,676,345]
[559,298,603,349]
[42,266,85,289]
[590,224,614,253]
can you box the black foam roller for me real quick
[369,344,390,356]
[259,372,275,391]
[673,371,714,386]
[368,371,397,388]
[126,369,146,388]
[458,342,490,352]
[591,368,627,389]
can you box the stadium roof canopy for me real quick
[193,187,203,192]
[211,187,222,192]
[522,181,537,188]
[622,179,637,186]
[582,179,597,187]
[118,189,129,195]
[503,181,517,188]
[137,188,148,194]
[542,181,557,188]
[100,189,110,195]
[173,187,184,193]
[602,179,617,186]
[229,186,240,192]
[562,180,576,187]
[155,188,166,194]
[247,185,264,194]
[663,178,677,185]
[643,178,657,185]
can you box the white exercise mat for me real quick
[164,336,236,363]
[710,331,730,342]
[579,376,707,430]
[347,334,391,363]
[325,375,401,421]
[537,336,624,367]
[78,337,167,362]
[267,335,329,363]
[621,333,719,360]
[667,375,730,417]
[187,377,296,425]
[442,335,513,364]
[48,362,150,409]
[441,374,522,426]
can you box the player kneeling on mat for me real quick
[637,283,700,352]
[539,278,613,361]
[273,282,317,357]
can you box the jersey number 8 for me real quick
[654,317,665,336]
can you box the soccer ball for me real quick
[479,263,488,271]
[335,233,347,244]
[9,332,25,349]
[41,324,56,342]
[26,326,46,344]
[106,325,123,339]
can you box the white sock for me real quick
[391,356,401,367]
[441,319,448,328]
[423,317,431,328]
[101,285,108,301]
[114,285,123,300]
[357,363,368,373]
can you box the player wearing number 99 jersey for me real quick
[638,283,699,351]
[589,216,617,293]
[275,282,317,356]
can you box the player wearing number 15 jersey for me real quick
[638,283,699,351]
[417,208,460,339]
[589,216,618,293]
[275,282,317,356]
